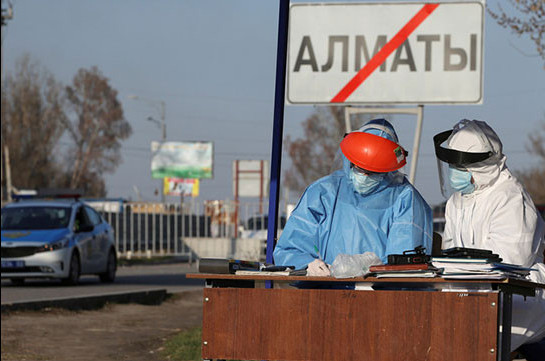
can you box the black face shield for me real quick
[433,130,494,168]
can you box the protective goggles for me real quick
[350,163,381,176]
[433,130,493,167]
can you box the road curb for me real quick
[1,288,168,313]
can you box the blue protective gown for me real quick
[273,158,433,269]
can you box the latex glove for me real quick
[307,259,331,277]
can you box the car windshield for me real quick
[1,206,72,230]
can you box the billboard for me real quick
[287,1,484,104]
[232,160,269,198]
[163,178,200,197]
[151,141,213,179]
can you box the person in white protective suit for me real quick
[434,119,545,359]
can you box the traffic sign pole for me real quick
[266,0,290,280]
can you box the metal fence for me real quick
[90,200,287,260]
[99,204,203,260]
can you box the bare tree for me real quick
[488,1,545,203]
[516,119,545,204]
[1,55,66,191]
[487,0,545,65]
[61,66,131,197]
[284,106,345,194]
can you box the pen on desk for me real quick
[313,245,322,261]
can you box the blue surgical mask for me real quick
[448,167,475,194]
[349,169,384,195]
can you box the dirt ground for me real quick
[1,290,203,361]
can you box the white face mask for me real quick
[349,168,384,195]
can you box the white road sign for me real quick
[287,2,484,104]
[233,160,269,198]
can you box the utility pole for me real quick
[158,100,166,142]
[128,95,167,142]
[1,0,14,203]
[4,146,12,202]
[1,1,13,76]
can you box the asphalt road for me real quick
[1,262,204,305]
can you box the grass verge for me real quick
[161,327,202,361]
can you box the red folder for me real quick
[369,263,430,272]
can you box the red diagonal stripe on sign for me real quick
[330,3,440,103]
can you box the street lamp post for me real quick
[159,101,165,141]
[128,95,167,202]
[128,95,166,142]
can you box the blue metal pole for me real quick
[266,0,290,278]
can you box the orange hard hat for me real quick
[340,132,407,173]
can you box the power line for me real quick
[122,87,271,105]
[128,107,274,128]
[122,85,545,104]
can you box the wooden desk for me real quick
[187,274,543,361]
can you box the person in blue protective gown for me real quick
[273,119,433,276]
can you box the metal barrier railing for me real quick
[89,200,287,260]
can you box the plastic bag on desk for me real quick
[330,252,382,278]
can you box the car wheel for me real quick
[99,250,116,283]
[62,252,81,285]
[10,278,25,286]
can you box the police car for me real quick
[1,197,117,285]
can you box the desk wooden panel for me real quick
[202,288,499,361]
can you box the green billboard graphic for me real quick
[151,141,213,179]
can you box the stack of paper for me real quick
[431,257,533,280]
[235,270,291,276]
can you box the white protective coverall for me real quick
[442,120,545,350]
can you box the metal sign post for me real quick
[266,0,290,273]
[345,105,424,184]
[233,160,268,237]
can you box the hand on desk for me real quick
[307,259,331,277]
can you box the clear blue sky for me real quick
[3,0,544,208]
